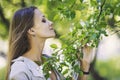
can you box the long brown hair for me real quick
[6,6,37,79]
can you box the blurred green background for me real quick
[0,0,120,80]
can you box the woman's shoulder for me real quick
[10,57,29,72]
[11,60,28,72]
[9,56,46,80]
[9,57,31,80]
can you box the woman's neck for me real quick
[23,37,46,62]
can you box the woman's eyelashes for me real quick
[42,18,46,23]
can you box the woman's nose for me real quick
[49,21,53,26]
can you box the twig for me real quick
[111,30,120,35]
[97,0,106,21]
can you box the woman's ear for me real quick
[27,28,35,36]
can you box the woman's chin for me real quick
[50,34,56,38]
[46,34,56,38]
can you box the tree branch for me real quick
[21,0,26,8]
[0,5,9,30]
[70,0,77,9]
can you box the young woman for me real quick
[7,6,92,80]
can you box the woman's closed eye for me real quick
[42,18,46,23]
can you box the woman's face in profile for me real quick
[32,9,55,38]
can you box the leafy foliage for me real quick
[43,0,107,79]
[42,0,120,79]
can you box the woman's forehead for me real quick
[34,9,45,18]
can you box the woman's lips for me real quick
[49,27,54,30]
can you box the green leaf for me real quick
[62,69,69,75]
[74,65,80,73]
[90,34,97,40]
[80,52,83,58]
[79,71,83,76]
[50,44,58,49]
